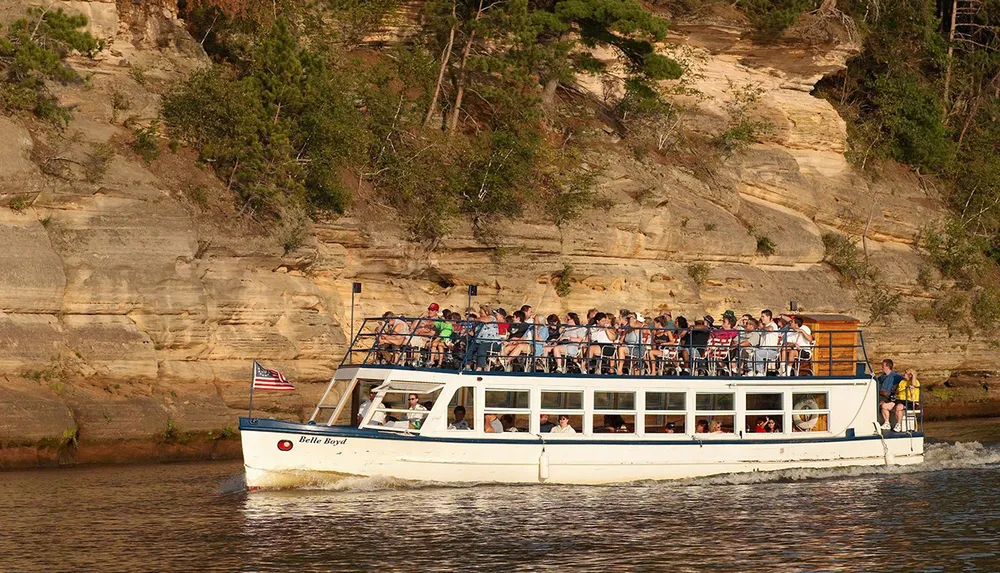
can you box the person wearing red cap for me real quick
[411,303,440,351]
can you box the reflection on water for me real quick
[1,427,999,572]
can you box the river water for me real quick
[2,420,999,573]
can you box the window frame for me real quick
[643,390,687,435]
[592,390,638,435]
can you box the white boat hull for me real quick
[240,418,925,488]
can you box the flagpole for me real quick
[248,361,256,419]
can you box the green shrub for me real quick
[687,262,711,286]
[555,264,573,298]
[84,143,114,183]
[738,0,817,36]
[756,235,776,256]
[921,220,985,283]
[861,282,902,326]
[822,232,869,283]
[715,81,774,156]
[972,285,1000,330]
[130,123,161,164]
[7,194,32,212]
[163,20,364,216]
[0,7,100,125]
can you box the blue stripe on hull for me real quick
[239,417,922,446]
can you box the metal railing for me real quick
[340,317,873,378]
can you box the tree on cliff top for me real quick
[163,19,365,216]
[0,7,100,125]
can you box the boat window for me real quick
[696,393,734,411]
[646,391,685,411]
[792,393,830,432]
[446,386,475,431]
[362,382,443,433]
[695,392,735,434]
[593,391,636,434]
[745,393,784,434]
[486,389,530,409]
[594,391,635,410]
[485,389,531,433]
[645,391,685,434]
[541,391,583,410]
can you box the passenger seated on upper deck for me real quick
[737,318,761,372]
[877,358,905,430]
[471,307,504,370]
[551,313,586,373]
[499,310,531,367]
[664,421,677,433]
[378,312,411,363]
[709,420,724,433]
[586,313,618,372]
[681,319,712,373]
[484,412,504,433]
[695,419,708,433]
[705,315,739,371]
[449,405,470,430]
[779,316,813,376]
[549,414,577,434]
[892,368,921,432]
[645,315,676,376]
[429,310,456,368]
[409,303,440,350]
[754,309,781,376]
[754,417,768,433]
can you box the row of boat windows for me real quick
[362,385,830,434]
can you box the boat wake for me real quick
[235,441,999,493]
[669,441,1000,487]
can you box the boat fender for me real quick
[874,422,896,466]
[538,449,550,481]
[792,398,820,431]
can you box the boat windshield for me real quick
[361,381,444,433]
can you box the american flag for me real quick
[252,361,294,391]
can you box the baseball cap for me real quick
[494,307,508,317]
[428,303,440,311]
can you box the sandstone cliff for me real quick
[0,1,996,466]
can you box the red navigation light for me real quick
[277,439,293,451]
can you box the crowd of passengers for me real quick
[375,303,817,376]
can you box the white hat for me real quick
[635,313,646,323]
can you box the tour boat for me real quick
[240,314,924,488]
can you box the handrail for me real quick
[340,317,872,379]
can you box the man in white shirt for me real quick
[780,316,813,376]
[754,309,780,376]
[357,389,376,424]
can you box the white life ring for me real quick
[793,398,820,431]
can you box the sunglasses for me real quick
[408,397,419,401]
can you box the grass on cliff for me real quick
[0,7,100,125]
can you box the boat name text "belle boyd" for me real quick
[299,436,348,445]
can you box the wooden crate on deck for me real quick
[798,314,860,376]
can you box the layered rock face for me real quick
[0,2,996,461]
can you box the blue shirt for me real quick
[878,371,904,396]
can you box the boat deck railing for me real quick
[340,317,872,379]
